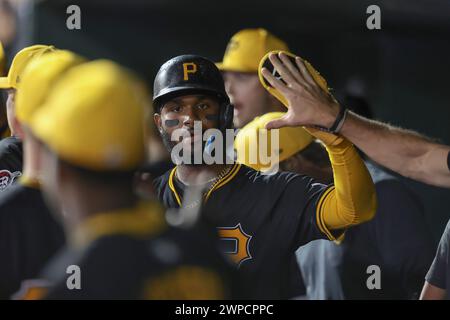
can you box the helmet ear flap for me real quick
[219,103,234,131]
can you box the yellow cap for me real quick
[258,50,330,107]
[217,28,289,73]
[235,112,314,171]
[0,42,5,76]
[0,44,55,89]
[31,60,149,171]
[15,50,85,125]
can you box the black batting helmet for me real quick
[153,55,234,130]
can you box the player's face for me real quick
[154,94,221,153]
[223,71,273,129]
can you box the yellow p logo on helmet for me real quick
[182,62,197,81]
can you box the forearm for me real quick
[305,128,377,235]
[420,282,446,300]
[340,112,450,187]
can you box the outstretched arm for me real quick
[260,52,377,237]
[339,113,450,187]
[261,51,450,188]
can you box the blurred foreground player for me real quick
[0,49,71,299]
[27,60,235,299]
[0,44,54,191]
[152,54,377,298]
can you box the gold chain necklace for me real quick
[175,165,233,208]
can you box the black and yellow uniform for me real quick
[0,136,22,192]
[154,163,340,299]
[152,54,377,299]
[40,201,238,299]
[0,177,64,299]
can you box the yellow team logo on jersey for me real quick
[218,223,252,268]
[182,62,197,80]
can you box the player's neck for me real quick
[21,137,39,181]
[176,164,229,186]
[63,184,138,229]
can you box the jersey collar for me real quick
[168,163,241,206]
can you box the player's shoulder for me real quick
[441,219,450,243]
[0,183,36,213]
[0,136,22,152]
[153,169,172,193]
[71,227,227,285]
[0,137,23,181]
[239,164,316,188]
[83,234,150,265]
[0,136,22,162]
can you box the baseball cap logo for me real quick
[224,39,239,55]
[182,62,197,81]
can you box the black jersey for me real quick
[154,163,337,299]
[0,179,65,299]
[0,136,22,192]
[35,201,238,300]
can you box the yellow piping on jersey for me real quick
[204,163,241,201]
[71,200,166,248]
[169,163,241,206]
[19,175,41,189]
[168,167,182,206]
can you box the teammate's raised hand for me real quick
[261,52,340,130]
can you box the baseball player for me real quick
[257,50,450,300]
[217,28,288,129]
[0,44,55,191]
[22,60,237,299]
[152,54,377,298]
[236,111,436,299]
[0,48,70,299]
[259,52,450,189]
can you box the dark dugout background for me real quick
[29,0,450,240]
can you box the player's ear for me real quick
[154,113,162,134]
[12,116,25,140]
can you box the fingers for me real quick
[261,67,288,93]
[295,57,316,87]
[278,53,304,84]
[265,115,290,130]
[268,53,297,86]
[266,86,289,108]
